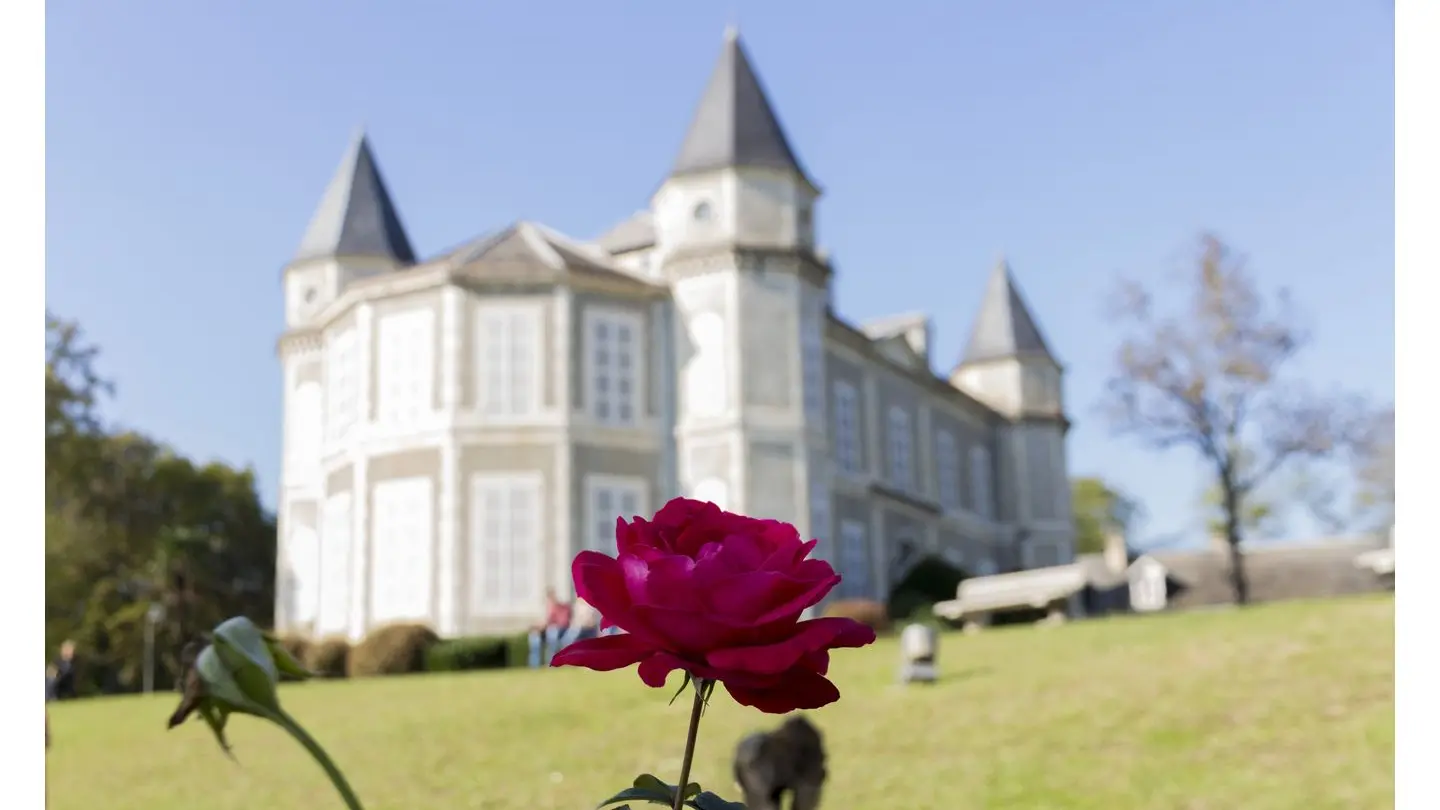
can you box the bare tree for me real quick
[1352,406,1395,529]
[1102,234,1371,605]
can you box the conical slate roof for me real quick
[959,260,1057,366]
[292,131,417,265]
[669,29,811,183]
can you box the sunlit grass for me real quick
[47,595,1394,810]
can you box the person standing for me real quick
[527,591,572,668]
[48,641,78,701]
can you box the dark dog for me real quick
[732,715,827,810]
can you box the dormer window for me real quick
[692,201,714,222]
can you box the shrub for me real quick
[888,555,966,619]
[822,599,892,634]
[886,589,938,625]
[303,638,351,679]
[347,623,439,677]
[425,633,530,673]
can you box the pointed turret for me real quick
[669,29,813,185]
[292,132,417,266]
[958,259,1057,367]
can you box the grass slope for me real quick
[47,596,1394,810]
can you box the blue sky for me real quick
[46,1,1393,547]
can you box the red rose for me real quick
[550,498,877,714]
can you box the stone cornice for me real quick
[663,243,832,287]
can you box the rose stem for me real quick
[672,678,708,810]
[273,708,367,810]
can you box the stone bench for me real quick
[933,564,1087,631]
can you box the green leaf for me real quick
[595,786,675,808]
[632,774,671,795]
[196,700,235,760]
[630,774,701,801]
[667,672,693,706]
[264,632,314,681]
[686,791,748,810]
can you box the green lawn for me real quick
[47,596,1395,810]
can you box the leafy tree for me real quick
[1070,477,1142,555]
[45,313,276,693]
[1101,234,1372,605]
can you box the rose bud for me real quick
[167,617,313,754]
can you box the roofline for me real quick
[648,162,823,208]
[953,350,1066,375]
[825,311,1006,427]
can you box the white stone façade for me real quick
[274,31,1074,641]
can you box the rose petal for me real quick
[722,667,843,714]
[802,649,830,676]
[549,634,656,671]
[636,651,700,688]
[743,573,843,627]
[631,605,735,653]
[651,498,714,536]
[760,537,819,571]
[706,617,877,675]
[572,553,673,647]
[572,552,632,618]
[623,554,702,611]
[701,570,800,624]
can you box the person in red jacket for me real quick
[527,590,572,668]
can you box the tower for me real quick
[283,131,418,328]
[275,131,418,634]
[654,30,833,548]
[950,260,1073,568]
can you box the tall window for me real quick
[325,329,358,442]
[585,476,647,556]
[832,381,861,473]
[318,492,352,636]
[692,478,730,511]
[935,430,960,510]
[685,311,728,418]
[476,305,542,417]
[287,381,323,476]
[887,406,914,490]
[586,308,643,426]
[286,522,320,629]
[370,477,433,623]
[809,476,831,549]
[970,445,994,520]
[836,519,871,599]
[801,294,826,426]
[377,310,435,425]
[469,474,543,612]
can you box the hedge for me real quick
[424,633,530,673]
[821,599,892,634]
[303,638,351,678]
[347,623,439,677]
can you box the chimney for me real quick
[1102,529,1128,573]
